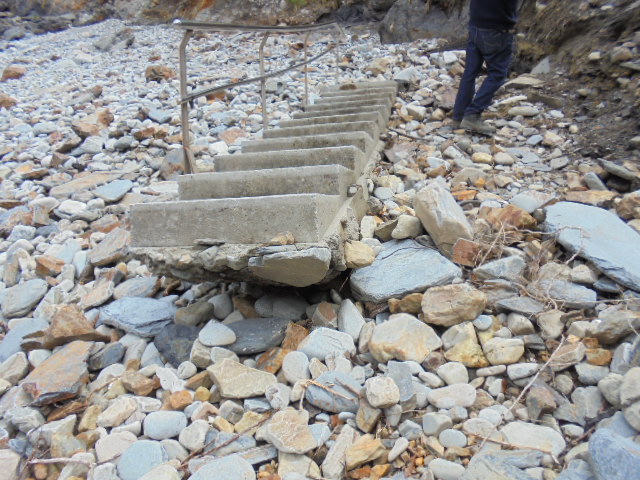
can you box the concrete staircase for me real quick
[130,81,398,287]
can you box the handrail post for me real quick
[179,29,196,174]
[259,33,270,130]
[304,32,311,109]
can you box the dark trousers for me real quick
[453,25,514,121]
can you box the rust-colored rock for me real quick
[256,347,288,374]
[21,341,92,405]
[388,292,423,315]
[184,370,213,390]
[167,390,193,410]
[89,228,130,266]
[586,348,612,366]
[121,371,158,396]
[0,93,17,108]
[564,190,617,207]
[281,323,309,350]
[232,296,259,318]
[219,126,247,145]
[35,255,66,278]
[479,204,537,231]
[1,65,26,82]
[23,305,108,350]
[145,65,176,82]
[452,238,485,267]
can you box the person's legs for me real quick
[452,26,484,123]
[464,30,513,117]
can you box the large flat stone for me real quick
[226,318,291,355]
[350,239,462,302]
[545,202,640,291]
[0,318,49,362]
[305,371,361,413]
[21,341,92,406]
[208,359,276,399]
[589,427,640,480]
[1,279,48,318]
[100,297,177,337]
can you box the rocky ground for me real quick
[0,16,640,480]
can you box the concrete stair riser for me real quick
[292,104,389,121]
[278,111,386,131]
[214,146,366,173]
[130,194,343,247]
[241,131,374,156]
[261,120,379,140]
[178,165,355,200]
[305,98,391,113]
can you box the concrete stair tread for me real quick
[279,111,386,131]
[292,104,389,120]
[215,146,366,172]
[320,87,397,99]
[307,98,392,111]
[314,92,395,105]
[241,131,375,155]
[131,193,343,247]
[178,164,355,200]
[320,81,399,94]
[262,120,378,140]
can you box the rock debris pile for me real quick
[0,18,640,480]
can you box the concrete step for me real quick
[320,80,399,94]
[313,91,396,106]
[292,104,389,121]
[320,87,397,100]
[262,120,379,141]
[215,146,366,173]
[130,193,343,247]
[311,95,392,109]
[241,131,375,156]
[304,99,391,114]
[279,111,386,131]
[178,165,355,200]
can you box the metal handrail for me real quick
[174,19,345,174]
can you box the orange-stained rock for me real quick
[168,390,193,410]
[121,371,158,396]
[256,347,288,374]
[586,348,612,366]
[232,296,259,318]
[89,228,130,266]
[388,292,423,315]
[479,204,537,230]
[1,65,26,82]
[219,126,247,145]
[0,92,17,109]
[185,370,213,390]
[281,323,309,350]
[145,65,176,82]
[23,305,109,350]
[452,239,484,267]
[565,190,617,207]
[35,255,66,277]
[21,341,92,406]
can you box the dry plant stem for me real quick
[29,458,94,467]
[179,411,273,470]
[469,433,558,461]
[477,335,568,454]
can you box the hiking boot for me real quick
[460,114,496,136]
[450,119,462,129]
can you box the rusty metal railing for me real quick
[173,20,345,174]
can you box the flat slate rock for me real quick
[305,371,361,413]
[0,318,48,362]
[100,297,177,337]
[154,324,199,366]
[350,239,462,303]
[21,340,92,405]
[226,318,291,355]
[1,279,49,318]
[545,202,640,291]
[589,428,640,480]
[93,179,133,203]
[117,440,168,480]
